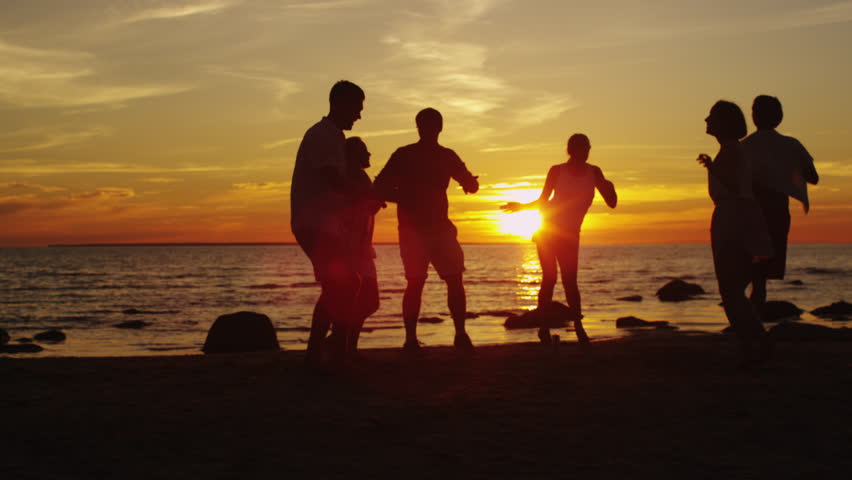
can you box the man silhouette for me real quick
[290,80,364,366]
[741,95,819,309]
[374,108,479,352]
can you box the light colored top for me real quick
[546,163,596,233]
[290,117,346,236]
[741,129,814,212]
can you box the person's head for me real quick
[415,108,443,142]
[705,100,747,141]
[328,80,365,131]
[345,136,370,170]
[752,95,783,130]
[566,133,591,162]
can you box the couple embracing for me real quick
[290,81,480,367]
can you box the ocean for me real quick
[1,244,849,357]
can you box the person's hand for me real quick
[500,201,522,213]
[463,176,479,194]
[362,198,385,216]
[696,153,712,168]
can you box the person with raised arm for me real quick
[373,108,479,353]
[501,133,616,345]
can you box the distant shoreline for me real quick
[10,241,847,248]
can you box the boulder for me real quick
[504,302,581,330]
[418,317,444,324]
[656,279,705,302]
[810,301,852,319]
[0,327,8,345]
[202,311,280,354]
[114,320,151,329]
[788,280,804,286]
[17,337,33,343]
[615,316,671,328]
[616,295,643,302]
[761,300,803,322]
[34,330,66,342]
[0,343,44,353]
[768,322,852,342]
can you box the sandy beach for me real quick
[3,332,850,479]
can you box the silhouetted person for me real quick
[697,100,773,367]
[290,80,364,367]
[333,137,383,354]
[741,95,819,308]
[373,108,479,353]
[501,134,616,345]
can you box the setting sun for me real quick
[498,209,542,239]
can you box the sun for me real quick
[498,209,542,239]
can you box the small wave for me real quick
[290,282,319,288]
[145,346,199,352]
[278,326,311,332]
[247,283,287,289]
[382,288,406,294]
[653,275,697,281]
[56,315,95,322]
[122,308,180,315]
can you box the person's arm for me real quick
[372,151,401,203]
[449,151,479,194]
[593,166,617,208]
[697,151,739,193]
[797,140,819,185]
[501,166,557,213]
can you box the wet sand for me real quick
[3,332,851,479]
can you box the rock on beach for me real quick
[810,301,852,319]
[761,300,803,322]
[504,302,581,329]
[202,312,280,354]
[615,316,672,329]
[114,320,151,329]
[0,327,8,345]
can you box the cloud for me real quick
[0,40,190,109]
[231,181,290,192]
[0,126,111,153]
[3,182,66,193]
[141,177,184,183]
[118,0,237,24]
[0,160,235,175]
[207,65,301,103]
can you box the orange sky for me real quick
[2,1,851,246]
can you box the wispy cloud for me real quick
[0,126,111,152]
[119,0,237,24]
[208,65,301,103]
[0,40,191,109]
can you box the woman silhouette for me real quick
[502,134,617,344]
[697,101,773,366]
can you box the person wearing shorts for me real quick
[374,108,479,352]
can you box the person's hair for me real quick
[710,100,748,140]
[567,133,590,155]
[752,95,783,129]
[329,80,364,105]
[415,108,443,130]
[345,136,366,158]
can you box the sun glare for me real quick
[498,210,542,239]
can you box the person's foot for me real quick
[574,321,590,345]
[537,327,552,345]
[454,332,475,353]
[402,339,422,353]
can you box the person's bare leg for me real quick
[445,273,473,351]
[349,276,379,353]
[750,271,767,309]
[403,277,426,348]
[536,242,557,344]
[558,239,587,343]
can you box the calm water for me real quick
[1,244,849,357]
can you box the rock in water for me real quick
[504,302,580,329]
[0,327,9,345]
[768,322,852,342]
[202,312,280,354]
[418,317,444,324]
[616,295,643,302]
[761,300,803,322]
[615,316,671,328]
[113,320,151,329]
[655,279,705,302]
[34,330,66,342]
[810,301,852,319]
[0,343,44,353]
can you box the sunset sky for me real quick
[2,0,851,246]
